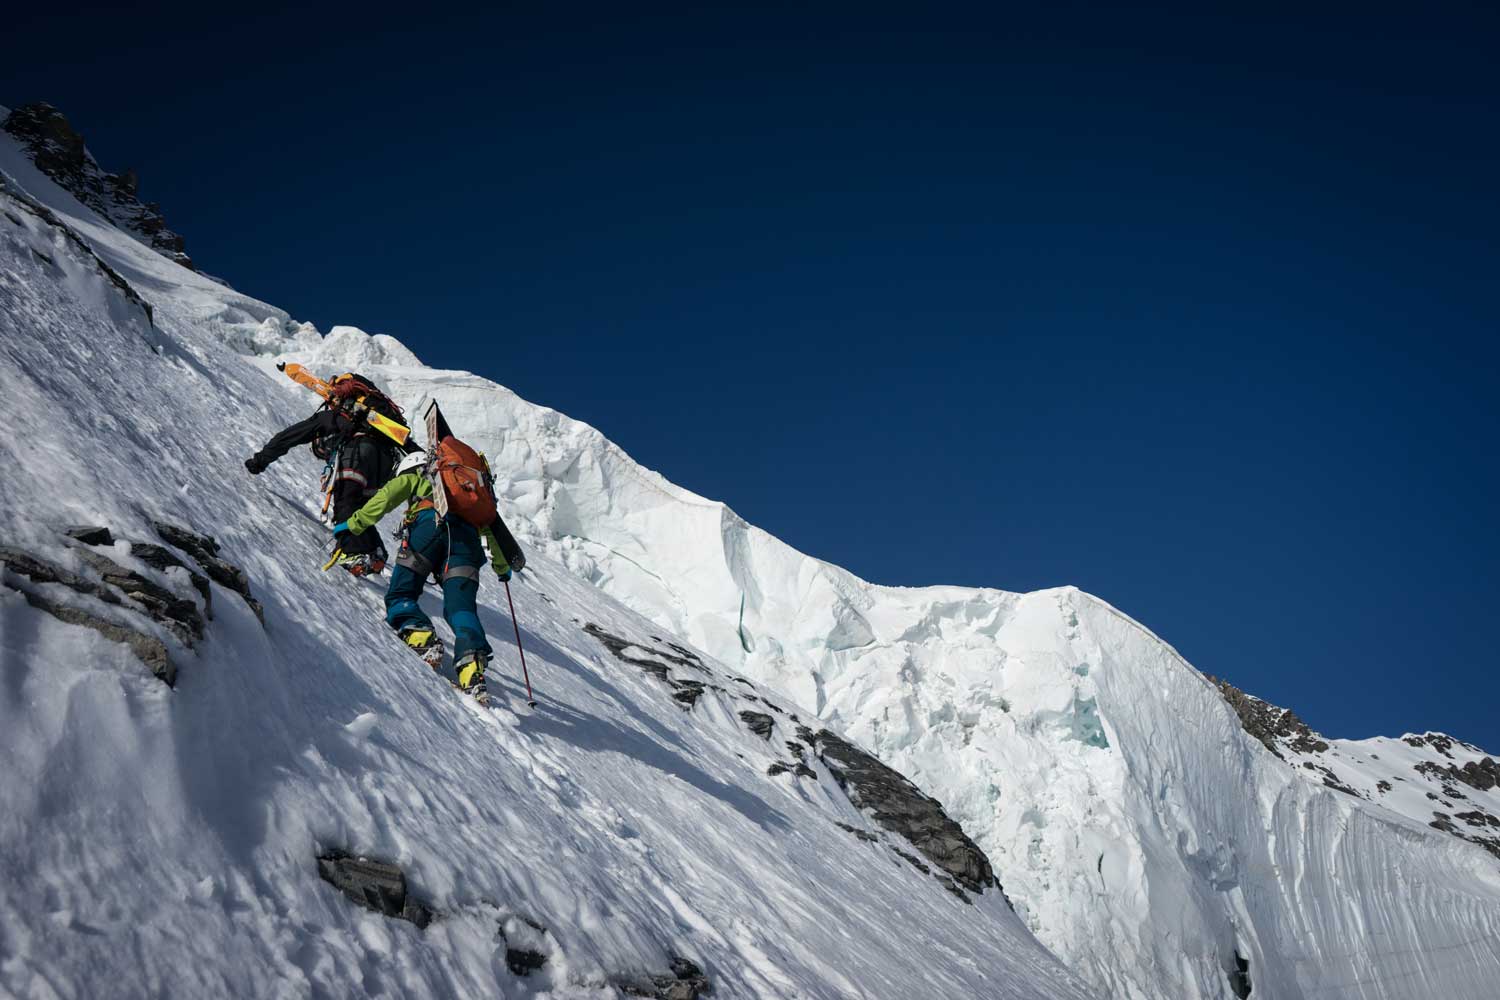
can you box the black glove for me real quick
[244,456,267,475]
[510,551,526,573]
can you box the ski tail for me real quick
[424,401,451,521]
[425,399,455,442]
[365,409,410,446]
[489,509,525,569]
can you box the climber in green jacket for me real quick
[336,451,512,702]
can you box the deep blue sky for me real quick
[6,5,1497,747]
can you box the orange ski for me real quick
[280,362,333,399]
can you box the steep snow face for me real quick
[0,132,1094,998]
[297,370,1500,999]
[221,354,1500,999]
[281,327,1500,993]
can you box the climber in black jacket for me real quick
[244,373,417,575]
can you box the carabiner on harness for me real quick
[318,452,340,524]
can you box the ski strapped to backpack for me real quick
[278,362,412,447]
[424,400,497,527]
[422,401,526,570]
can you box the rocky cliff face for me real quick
[2,102,194,269]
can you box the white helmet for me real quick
[395,451,428,476]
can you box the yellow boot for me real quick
[455,653,489,704]
[399,627,444,670]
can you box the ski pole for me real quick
[504,580,536,707]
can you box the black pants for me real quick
[331,437,388,557]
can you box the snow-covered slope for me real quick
[0,120,1092,998]
[266,255,1500,992]
[6,111,1500,1000]
[325,373,1500,998]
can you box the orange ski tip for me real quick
[282,362,333,399]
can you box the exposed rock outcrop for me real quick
[3,578,175,685]
[808,728,1000,900]
[611,956,711,999]
[3,103,194,269]
[1211,677,1329,758]
[671,679,708,709]
[584,623,722,710]
[0,546,176,685]
[312,851,712,996]
[737,710,774,740]
[315,851,434,928]
[74,548,204,644]
[491,912,553,976]
[1417,755,1500,794]
[125,542,212,609]
[835,821,879,843]
[1229,950,1253,998]
[0,521,262,686]
[65,525,114,546]
[149,521,261,621]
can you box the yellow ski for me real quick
[365,408,411,446]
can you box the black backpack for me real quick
[312,373,408,460]
[329,372,405,424]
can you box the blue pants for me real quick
[385,509,491,664]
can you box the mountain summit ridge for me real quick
[2,102,194,270]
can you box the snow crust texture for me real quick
[0,131,1093,998]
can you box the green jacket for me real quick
[346,471,509,571]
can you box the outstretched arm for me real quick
[246,411,333,471]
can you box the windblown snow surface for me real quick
[0,115,1089,999]
[3,117,1500,999]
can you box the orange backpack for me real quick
[432,436,498,527]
